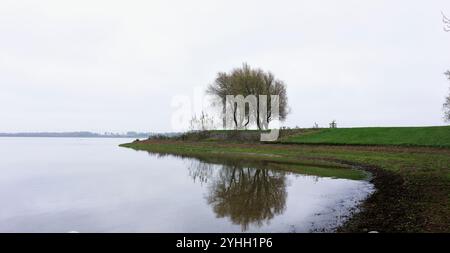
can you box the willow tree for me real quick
[206,63,289,129]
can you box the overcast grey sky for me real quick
[1,0,449,132]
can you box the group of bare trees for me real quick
[189,111,216,131]
[207,63,289,130]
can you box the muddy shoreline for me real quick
[335,160,424,232]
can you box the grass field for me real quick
[283,126,450,148]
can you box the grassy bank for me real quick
[283,126,450,148]
[121,138,450,232]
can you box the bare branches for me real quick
[444,93,450,122]
[445,13,450,121]
[445,71,450,122]
[443,12,450,32]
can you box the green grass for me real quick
[283,126,450,148]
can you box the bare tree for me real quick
[443,13,450,121]
[444,71,450,122]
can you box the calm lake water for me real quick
[0,138,374,233]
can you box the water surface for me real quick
[0,138,374,232]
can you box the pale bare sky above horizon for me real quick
[1,0,450,132]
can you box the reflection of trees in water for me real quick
[145,151,173,159]
[187,160,215,185]
[142,150,288,231]
[187,160,287,231]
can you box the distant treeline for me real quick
[0,131,180,138]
